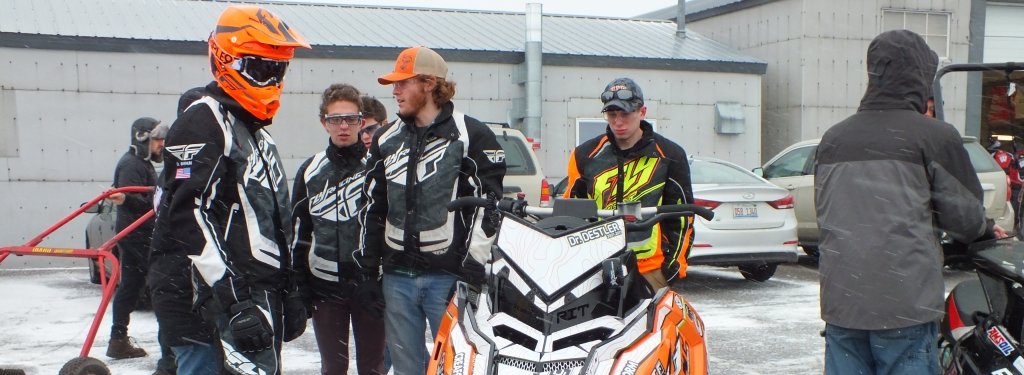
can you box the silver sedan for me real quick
[686,157,800,282]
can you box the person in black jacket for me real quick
[150,5,309,374]
[815,30,1005,374]
[105,117,166,360]
[563,78,694,289]
[291,84,386,374]
[358,46,506,375]
[147,86,214,375]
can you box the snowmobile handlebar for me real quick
[447,197,714,226]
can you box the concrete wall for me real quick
[683,0,803,162]
[537,66,762,177]
[689,0,973,161]
[0,47,762,263]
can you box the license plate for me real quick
[734,205,758,218]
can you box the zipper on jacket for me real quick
[223,203,240,241]
[405,124,425,253]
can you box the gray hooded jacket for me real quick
[814,30,989,330]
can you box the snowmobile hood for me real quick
[858,29,938,114]
[496,217,626,298]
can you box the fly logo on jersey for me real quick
[245,138,285,190]
[166,144,205,162]
[592,157,661,209]
[383,138,449,184]
[484,149,505,164]
[308,173,364,220]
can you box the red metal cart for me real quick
[0,186,156,375]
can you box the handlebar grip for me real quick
[623,206,715,232]
[447,197,490,212]
[656,204,715,221]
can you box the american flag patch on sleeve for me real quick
[174,167,191,179]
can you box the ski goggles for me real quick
[323,113,363,127]
[600,89,639,103]
[231,55,290,87]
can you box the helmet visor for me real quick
[232,56,289,87]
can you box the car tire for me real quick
[739,263,778,282]
[801,245,819,258]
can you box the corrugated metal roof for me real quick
[1,0,765,70]
[636,0,775,22]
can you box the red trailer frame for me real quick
[0,186,155,362]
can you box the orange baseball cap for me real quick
[378,46,448,85]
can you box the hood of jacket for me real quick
[394,101,461,142]
[858,30,939,113]
[325,138,366,169]
[129,117,161,160]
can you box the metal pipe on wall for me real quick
[525,3,543,144]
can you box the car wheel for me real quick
[801,244,819,257]
[942,242,974,271]
[739,263,778,282]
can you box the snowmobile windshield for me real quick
[974,239,1024,281]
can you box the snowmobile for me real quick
[427,197,714,375]
[940,238,1024,375]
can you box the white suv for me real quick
[486,123,550,206]
[757,137,1014,256]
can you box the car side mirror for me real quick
[752,167,765,178]
[82,202,101,214]
[82,200,113,214]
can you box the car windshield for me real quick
[691,160,764,184]
[962,140,1001,173]
[493,135,536,176]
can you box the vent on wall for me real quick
[715,102,745,135]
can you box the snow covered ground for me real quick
[0,263,974,374]
[0,268,326,374]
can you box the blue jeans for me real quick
[382,272,458,375]
[171,343,220,375]
[824,321,939,375]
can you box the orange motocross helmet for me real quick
[209,5,310,120]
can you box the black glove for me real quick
[282,289,309,342]
[461,258,486,288]
[483,192,501,237]
[227,300,274,353]
[352,275,385,319]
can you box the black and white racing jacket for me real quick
[290,140,367,299]
[151,82,293,306]
[357,101,506,276]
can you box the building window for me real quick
[575,118,657,146]
[882,10,950,58]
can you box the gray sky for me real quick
[277,0,680,18]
